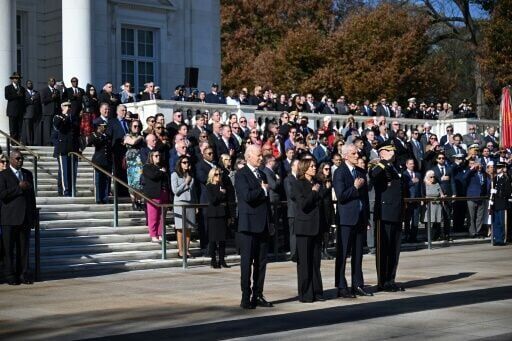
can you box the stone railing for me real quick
[124,100,499,137]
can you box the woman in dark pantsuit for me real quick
[206,168,230,269]
[292,158,325,303]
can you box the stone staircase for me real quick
[2,145,240,280]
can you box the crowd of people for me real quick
[4,73,511,299]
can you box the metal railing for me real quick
[404,196,489,250]
[0,129,40,195]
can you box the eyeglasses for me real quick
[14,157,24,161]
[0,160,6,164]
[232,127,240,130]
[282,116,289,119]
[437,157,445,160]
[430,137,437,140]
[132,125,139,128]
[155,127,163,130]
[323,167,331,171]
[214,173,221,176]
[176,114,182,117]
[240,120,247,123]
[251,131,257,134]
[153,155,161,158]
[181,161,189,164]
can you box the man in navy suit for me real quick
[464,158,487,237]
[107,104,129,196]
[333,143,372,298]
[431,152,456,240]
[402,159,422,243]
[235,144,274,309]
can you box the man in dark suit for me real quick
[98,82,120,118]
[333,143,372,298]
[140,82,162,101]
[0,150,37,285]
[445,134,467,163]
[431,152,457,239]
[283,159,299,262]
[90,122,112,204]
[205,83,226,104]
[4,72,26,140]
[235,144,274,309]
[40,77,61,146]
[376,98,391,117]
[195,147,216,253]
[407,129,424,172]
[22,80,41,146]
[188,114,206,146]
[63,77,85,116]
[371,142,406,292]
[392,129,411,170]
[107,104,129,196]
[402,159,422,243]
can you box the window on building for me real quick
[121,27,158,93]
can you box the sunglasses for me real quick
[155,127,163,129]
[153,155,161,157]
[132,125,140,128]
[15,157,24,161]
[323,167,331,171]
[240,120,247,123]
[437,157,445,160]
[214,173,221,176]
[181,161,189,164]
[430,137,437,140]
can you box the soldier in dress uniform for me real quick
[53,101,80,196]
[90,122,112,204]
[490,162,511,246]
[370,140,407,292]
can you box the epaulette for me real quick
[376,162,385,169]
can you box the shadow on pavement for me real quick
[85,284,512,341]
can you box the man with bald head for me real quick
[235,144,273,309]
[0,150,37,284]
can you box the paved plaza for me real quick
[1,243,511,340]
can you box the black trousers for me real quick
[209,241,226,261]
[335,217,365,289]
[112,152,129,197]
[1,225,30,281]
[41,115,53,146]
[377,220,402,286]
[21,118,33,146]
[288,217,296,257]
[239,231,269,299]
[296,234,323,301]
[8,115,22,141]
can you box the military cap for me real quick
[377,140,396,152]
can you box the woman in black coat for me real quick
[205,167,230,269]
[316,162,335,260]
[292,158,325,303]
[142,150,170,243]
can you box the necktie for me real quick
[16,170,23,181]
[351,168,357,179]
[410,171,414,179]
[122,120,128,134]
[441,167,445,176]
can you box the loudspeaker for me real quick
[184,67,199,88]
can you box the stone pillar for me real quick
[62,0,92,86]
[0,0,16,133]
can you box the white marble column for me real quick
[0,0,16,133]
[62,0,92,86]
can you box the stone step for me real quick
[38,184,94,191]
[32,241,166,256]
[37,203,135,212]
[36,197,131,205]
[40,209,146,221]
[34,178,95,185]
[37,225,149,237]
[40,217,146,228]
[38,250,182,266]
[37,191,94,197]
[37,233,154,246]
[38,254,241,279]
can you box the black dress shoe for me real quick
[337,288,355,298]
[219,260,231,268]
[210,259,220,269]
[19,276,33,285]
[252,295,273,307]
[314,294,326,301]
[353,286,373,296]
[299,298,314,303]
[240,299,255,309]
[7,278,20,286]
[391,283,405,291]
[382,282,398,292]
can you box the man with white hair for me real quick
[235,144,273,309]
[140,82,161,100]
[333,143,372,298]
[420,122,432,151]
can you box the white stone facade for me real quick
[1,0,221,132]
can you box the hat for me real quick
[486,161,495,167]
[9,72,22,79]
[468,144,480,150]
[408,97,416,103]
[496,162,507,168]
[453,153,465,159]
[211,82,219,87]
[60,101,71,107]
[377,140,396,152]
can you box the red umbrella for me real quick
[500,86,512,148]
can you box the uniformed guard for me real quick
[90,122,113,204]
[53,101,80,196]
[490,162,511,246]
[370,140,406,292]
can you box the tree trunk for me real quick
[474,60,485,118]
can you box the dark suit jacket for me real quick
[261,166,282,203]
[284,173,298,218]
[445,144,467,162]
[292,179,320,236]
[431,164,457,196]
[90,132,112,168]
[98,91,121,118]
[5,84,26,117]
[493,175,512,211]
[24,90,42,119]
[195,159,214,203]
[140,92,162,101]
[464,169,487,200]
[234,165,270,234]
[376,104,391,117]
[40,86,61,116]
[0,168,36,226]
[402,170,422,199]
[206,183,227,217]
[107,118,128,151]
[333,164,370,226]
[142,164,169,198]
[63,87,85,114]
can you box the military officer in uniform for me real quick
[490,162,511,246]
[370,141,406,292]
[53,101,80,196]
[90,122,112,204]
